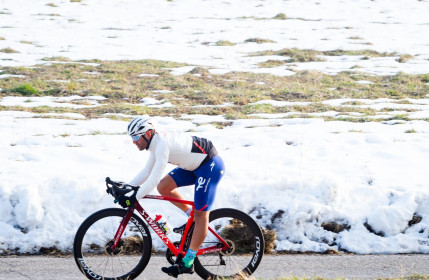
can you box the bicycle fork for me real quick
[108,207,135,253]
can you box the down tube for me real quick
[135,203,178,255]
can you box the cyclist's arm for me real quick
[135,139,169,199]
[128,152,155,187]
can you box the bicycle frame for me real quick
[110,194,230,258]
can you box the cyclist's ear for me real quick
[145,129,154,138]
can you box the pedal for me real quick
[173,223,186,235]
[173,222,195,235]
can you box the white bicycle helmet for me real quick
[127,116,154,137]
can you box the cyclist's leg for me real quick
[162,157,225,276]
[157,167,195,212]
[190,210,210,249]
[190,156,225,251]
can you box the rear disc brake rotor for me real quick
[220,239,235,256]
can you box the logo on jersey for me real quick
[196,177,206,191]
[196,177,211,193]
[210,161,215,171]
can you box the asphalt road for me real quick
[1,254,429,280]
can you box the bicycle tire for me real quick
[193,208,264,279]
[73,208,152,280]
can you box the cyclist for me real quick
[117,116,225,278]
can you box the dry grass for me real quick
[1,57,428,124]
[0,47,19,53]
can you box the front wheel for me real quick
[73,208,152,280]
[194,208,264,279]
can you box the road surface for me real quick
[1,254,429,279]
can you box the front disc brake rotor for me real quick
[105,239,124,255]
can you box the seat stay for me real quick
[208,225,230,248]
[194,226,230,256]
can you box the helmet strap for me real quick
[142,130,155,150]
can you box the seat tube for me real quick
[179,214,194,255]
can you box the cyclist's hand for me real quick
[105,178,126,194]
[116,192,137,208]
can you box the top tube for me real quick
[143,194,195,207]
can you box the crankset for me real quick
[165,242,181,265]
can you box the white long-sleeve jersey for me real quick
[129,132,217,199]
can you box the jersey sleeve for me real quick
[128,152,155,186]
[135,138,169,199]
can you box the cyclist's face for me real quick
[133,135,147,151]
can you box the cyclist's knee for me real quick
[157,175,177,195]
[194,210,209,222]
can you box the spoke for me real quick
[117,253,130,275]
[86,234,108,250]
[111,254,115,276]
[196,213,259,278]
[102,256,109,276]
[225,255,245,274]
[75,209,151,279]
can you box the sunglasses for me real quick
[131,135,141,141]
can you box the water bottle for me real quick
[155,214,171,235]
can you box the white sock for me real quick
[184,207,192,217]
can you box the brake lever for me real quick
[105,177,119,198]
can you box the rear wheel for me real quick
[194,208,264,279]
[73,208,152,280]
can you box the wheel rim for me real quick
[196,215,261,278]
[78,215,146,279]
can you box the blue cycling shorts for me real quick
[168,156,225,211]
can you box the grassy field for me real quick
[1,53,429,125]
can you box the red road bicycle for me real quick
[73,177,264,280]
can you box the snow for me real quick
[1,110,428,254]
[138,73,159,78]
[356,80,374,85]
[0,74,26,79]
[0,95,105,108]
[1,0,429,255]
[1,0,429,75]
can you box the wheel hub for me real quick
[105,239,124,256]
